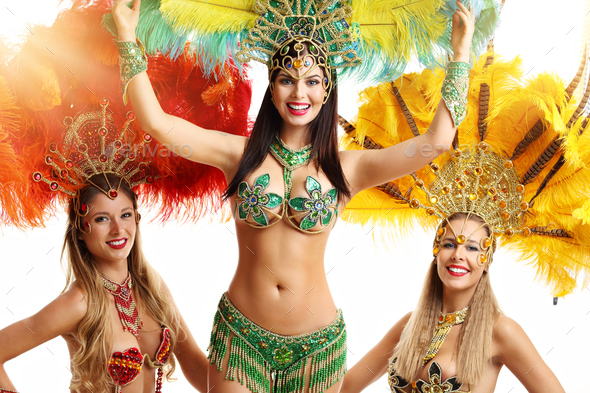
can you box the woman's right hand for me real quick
[112,0,141,42]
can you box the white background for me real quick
[1,1,590,392]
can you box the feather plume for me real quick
[100,0,501,84]
[1,1,252,228]
[341,52,590,295]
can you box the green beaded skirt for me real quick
[208,293,347,393]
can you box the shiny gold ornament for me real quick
[488,187,496,196]
[479,253,488,265]
[426,207,436,215]
[499,200,507,209]
[502,212,510,220]
[456,234,466,244]
[433,246,439,255]
[504,160,513,169]
[478,142,488,151]
[410,199,420,209]
[520,202,529,211]
[423,307,468,365]
[516,184,525,193]
[441,186,450,195]
[475,167,483,176]
[437,227,446,239]
[457,180,466,189]
[430,163,440,173]
[469,193,478,201]
[453,149,462,158]
[415,179,424,188]
[522,227,532,236]
[482,237,492,249]
[430,196,439,204]
[505,228,514,236]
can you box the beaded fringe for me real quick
[208,316,346,393]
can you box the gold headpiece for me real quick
[236,0,361,101]
[410,142,530,266]
[32,98,156,232]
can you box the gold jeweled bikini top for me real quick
[234,137,338,234]
[388,307,471,393]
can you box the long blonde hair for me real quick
[391,213,501,386]
[61,174,181,392]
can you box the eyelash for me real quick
[94,212,133,223]
[442,242,480,252]
[279,78,321,86]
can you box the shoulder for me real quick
[491,314,529,360]
[58,282,88,321]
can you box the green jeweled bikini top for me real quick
[234,137,338,234]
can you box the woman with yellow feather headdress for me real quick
[336,45,590,392]
[109,0,505,391]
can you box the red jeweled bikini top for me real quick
[107,327,171,393]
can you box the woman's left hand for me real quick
[451,0,476,62]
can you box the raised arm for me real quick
[494,316,565,393]
[342,1,475,196]
[111,0,246,176]
[340,312,411,393]
[0,285,86,390]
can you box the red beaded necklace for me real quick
[101,272,143,338]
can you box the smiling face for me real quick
[79,192,136,267]
[436,217,490,294]
[271,63,327,132]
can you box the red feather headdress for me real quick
[0,1,252,228]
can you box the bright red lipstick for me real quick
[447,264,470,277]
[106,238,127,250]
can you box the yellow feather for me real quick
[341,52,590,296]
[160,0,257,34]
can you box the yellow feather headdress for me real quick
[340,51,590,297]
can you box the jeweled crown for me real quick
[237,0,361,97]
[411,142,531,238]
[32,98,157,199]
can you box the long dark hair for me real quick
[223,44,350,201]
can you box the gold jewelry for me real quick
[414,143,530,266]
[32,99,157,234]
[423,306,468,365]
[101,272,143,339]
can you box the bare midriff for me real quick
[227,216,338,335]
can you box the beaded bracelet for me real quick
[117,39,148,105]
[441,61,470,128]
[0,388,19,393]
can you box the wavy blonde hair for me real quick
[61,174,181,392]
[391,213,501,386]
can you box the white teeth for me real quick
[287,104,310,110]
[107,239,125,246]
[448,267,469,274]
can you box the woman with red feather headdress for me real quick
[0,2,252,392]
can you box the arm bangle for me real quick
[117,39,148,105]
[441,61,470,127]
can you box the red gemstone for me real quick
[33,172,42,181]
[79,144,88,153]
[493,196,497,201]
[66,161,74,168]
[502,188,507,193]
[143,134,152,141]
[45,155,53,164]
[127,111,135,120]
[50,182,58,191]
[84,221,90,230]
[128,153,135,160]
[49,143,58,152]
[100,97,109,106]
[60,169,68,178]
[99,127,108,136]
[114,140,122,149]
[100,154,108,162]
[146,175,154,184]
[109,189,118,198]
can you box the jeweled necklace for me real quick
[423,306,468,365]
[269,136,314,199]
[101,272,143,339]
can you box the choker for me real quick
[101,272,143,339]
[269,136,314,199]
[423,306,468,365]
